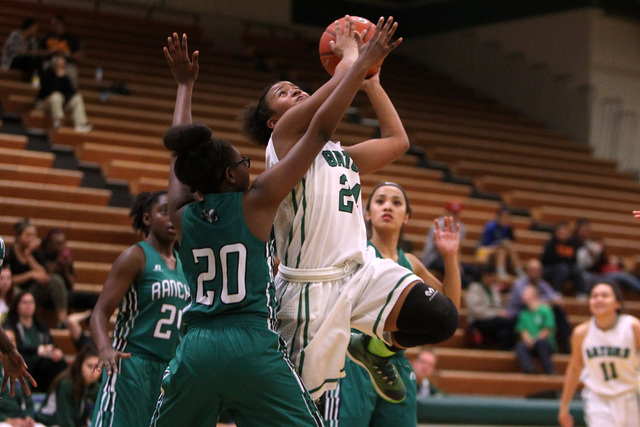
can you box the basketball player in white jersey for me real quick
[240,16,458,404]
[559,281,640,427]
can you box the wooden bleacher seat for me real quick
[0,196,129,225]
[451,160,640,192]
[433,370,565,397]
[476,175,640,204]
[0,179,111,205]
[0,163,82,186]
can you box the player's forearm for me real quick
[89,311,113,352]
[0,329,16,355]
[441,254,461,309]
[559,365,581,412]
[173,83,194,126]
[366,83,409,154]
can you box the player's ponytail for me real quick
[239,83,275,147]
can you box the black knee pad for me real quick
[394,282,459,345]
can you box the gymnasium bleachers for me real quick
[1,0,640,403]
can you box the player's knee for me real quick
[396,282,459,344]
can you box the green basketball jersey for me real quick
[178,192,277,326]
[112,241,190,362]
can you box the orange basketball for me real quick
[319,16,381,77]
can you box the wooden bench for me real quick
[0,163,82,186]
[476,175,640,204]
[434,370,565,397]
[0,196,130,225]
[414,131,605,166]
[531,205,637,228]
[452,160,640,192]
[0,179,111,206]
[503,190,640,216]
[434,348,570,375]
[0,147,55,168]
[0,133,27,150]
[427,146,622,177]
[74,261,113,285]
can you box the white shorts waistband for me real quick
[277,261,360,282]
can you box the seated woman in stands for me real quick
[2,291,67,392]
[5,219,68,327]
[39,228,98,313]
[36,344,101,427]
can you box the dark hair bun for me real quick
[163,124,212,154]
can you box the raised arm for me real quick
[164,33,201,235]
[164,32,199,126]
[245,17,402,240]
[271,15,361,158]
[90,246,143,375]
[343,70,409,175]
[432,216,462,308]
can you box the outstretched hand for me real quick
[164,32,199,85]
[330,15,359,60]
[434,216,461,257]
[1,349,37,396]
[356,16,402,70]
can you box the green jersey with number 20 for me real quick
[178,192,278,326]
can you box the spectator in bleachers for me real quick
[5,219,69,327]
[2,291,67,393]
[34,55,92,132]
[0,331,44,427]
[36,344,100,427]
[39,228,98,314]
[421,200,475,287]
[514,285,557,375]
[507,258,572,353]
[465,264,516,350]
[541,222,586,298]
[411,347,444,397]
[574,219,640,296]
[39,15,83,90]
[1,17,42,82]
[0,266,16,324]
[476,206,523,281]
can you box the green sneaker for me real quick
[346,333,406,403]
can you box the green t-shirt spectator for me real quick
[516,303,557,352]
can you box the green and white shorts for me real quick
[276,246,420,400]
